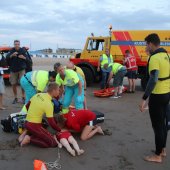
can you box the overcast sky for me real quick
[0,0,170,50]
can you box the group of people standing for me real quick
[98,47,138,98]
[98,33,170,164]
[0,33,169,162]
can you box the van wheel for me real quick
[81,66,94,86]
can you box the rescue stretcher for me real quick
[93,86,127,97]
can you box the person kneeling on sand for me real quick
[56,117,84,156]
[19,83,61,148]
[57,109,104,141]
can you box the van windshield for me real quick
[87,39,105,51]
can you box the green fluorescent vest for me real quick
[101,54,113,68]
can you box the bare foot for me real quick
[70,149,76,156]
[77,149,84,156]
[0,107,6,110]
[58,143,62,149]
[97,126,104,135]
[20,135,31,147]
[144,155,162,163]
[161,149,167,157]
[18,130,27,143]
[151,148,167,157]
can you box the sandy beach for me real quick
[0,58,170,170]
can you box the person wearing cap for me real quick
[20,70,57,104]
[66,61,87,109]
[97,49,113,89]
[107,63,127,98]
[54,63,84,114]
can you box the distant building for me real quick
[37,48,53,54]
[56,48,81,55]
[29,47,82,58]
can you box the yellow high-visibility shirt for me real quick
[31,70,49,92]
[74,66,85,81]
[149,52,170,94]
[26,93,53,123]
[55,69,79,86]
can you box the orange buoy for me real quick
[34,160,48,170]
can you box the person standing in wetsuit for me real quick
[139,33,170,163]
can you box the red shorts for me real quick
[57,131,72,140]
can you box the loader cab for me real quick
[80,37,110,61]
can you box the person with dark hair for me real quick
[124,49,138,93]
[139,33,170,163]
[20,70,57,104]
[19,83,61,148]
[54,62,62,73]
[6,40,29,104]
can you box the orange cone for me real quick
[34,160,48,170]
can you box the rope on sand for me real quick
[45,148,62,169]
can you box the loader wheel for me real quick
[81,66,94,86]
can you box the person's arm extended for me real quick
[78,80,82,95]
[47,117,61,132]
[97,58,101,71]
[60,85,64,96]
[123,57,127,65]
[107,71,113,84]
[84,79,87,90]
[142,70,159,100]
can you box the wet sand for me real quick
[0,58,170,170]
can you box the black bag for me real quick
[11,114,26,133]
[166,104,170,130]
[93,110,105,124]
[1,112,26,133]
[22,47,33,73]
[1,117,13,132]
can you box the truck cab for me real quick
[80,36,110,60]
[71,37,110,85]
[70,30,170,89]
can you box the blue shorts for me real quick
[127,70,137,79]
[113,67,127,87]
